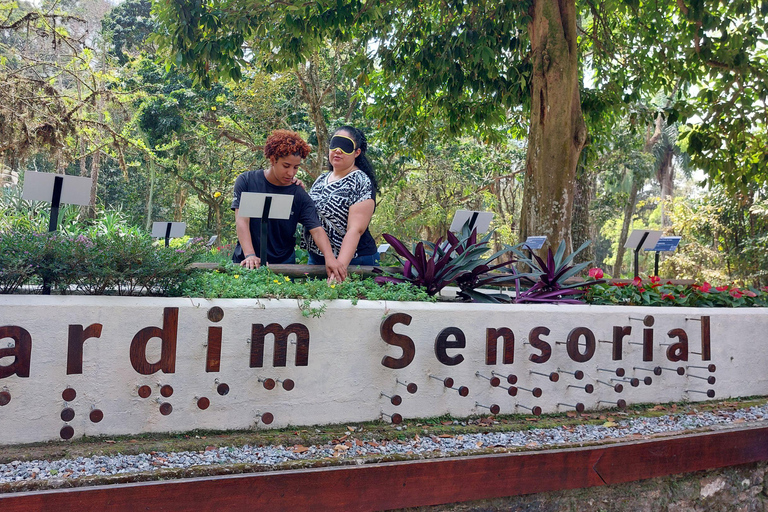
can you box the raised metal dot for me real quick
[62,388,77,402]
[61,407,75,422]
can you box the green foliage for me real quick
[172,266,435,304]
[0,229,203,295]
[662,189,768,286]
[0,230,36,293]
[586,276,768,308]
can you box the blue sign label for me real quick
[524,236,547,250]
[648,236,682,252]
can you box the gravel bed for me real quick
[2,405,766,484]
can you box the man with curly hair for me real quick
[232,130,346,281]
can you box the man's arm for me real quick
[309,226,347,282]
[235,210,260,269]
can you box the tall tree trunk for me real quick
[571,158,595,264]
[145,157,155,231]
[613,176,640,278]
[657,147,675,227]
[174,185,187,222]
[84,146,100,220]
[294,56,330,180]
[520,0,587,255]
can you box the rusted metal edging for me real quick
[2,425,766,512]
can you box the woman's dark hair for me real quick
[329,125,377,200]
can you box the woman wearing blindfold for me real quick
[302,126,379,275]
[231,130,345,281]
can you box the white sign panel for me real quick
[21,171,92,206]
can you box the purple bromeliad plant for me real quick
[507,240,602,304]
[374,223,601,304]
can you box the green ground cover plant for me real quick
[172,265,436,307]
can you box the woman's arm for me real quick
[336,198,376,267]
[235,210,260,269]
[308,226,347,282]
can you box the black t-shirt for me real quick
[231,169,322,264]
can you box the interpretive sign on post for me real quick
[22,171,92,232]
[625,230,663,279]
[449,210,494,234]
[523,236,547,250]
[646,236,683,276]
[237,192,294,263]
[151,222,186,248]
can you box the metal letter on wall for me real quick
[249,323,310,367]
[67,324,103,375]
[435,327,466,366]
[666,328,689,362]
[528,326,552,364]
[129,308,178,375]
[486,328,514,365]
[0,326,32,379]
[380,313,415,370]
[566,327,596,363]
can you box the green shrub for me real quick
[0,230,203,295]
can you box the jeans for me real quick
[308,251,380,266]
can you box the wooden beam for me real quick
[2,426,766,511]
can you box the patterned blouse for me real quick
[303,169,377,257]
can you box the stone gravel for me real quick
[1,404,766,484]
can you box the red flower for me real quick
[632,277,642,286]
[588,268,604,279]
[730,288,743,299]
[744,290,757,298]
[638,287,646,293]
[662,293,675,300]
[698,282,712,293]
[679,294,686,298]
[716,285,730,292]
[650,275,661,284]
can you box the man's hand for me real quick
[325,256,347,282]
[240,254,261,269]
[291,177,306,190]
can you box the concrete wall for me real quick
[1,296,766,444]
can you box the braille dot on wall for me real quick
[90,409,104,423]
[261,412,274,425]
[62,388,77,402]
[159,402,173,415]
[279,379,294,391]
[217,383,230,396]
[61,407,75,422]
[138,385,152,398]
[60,426,74,440]
[207,306,224,322]
[197,397,210,410]
[0,391,10,406]
[160,385,174,398]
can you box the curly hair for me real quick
[264,130,311,160]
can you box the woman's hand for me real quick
[324,256,347,282]
[240,254,261,269]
